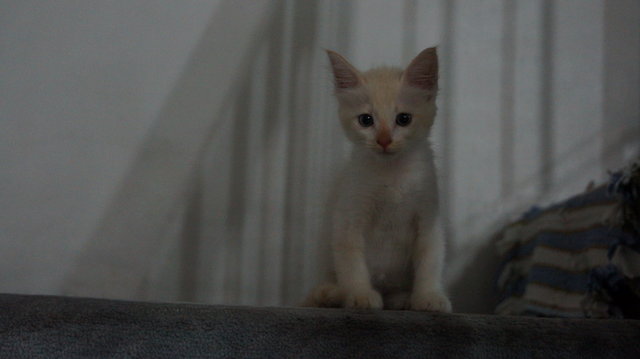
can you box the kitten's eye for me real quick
[395,113,412,126]
[357,114,374,127]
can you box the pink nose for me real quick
[377,136,392,149]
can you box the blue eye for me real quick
[395,113,412,126]
[358,114,374,127]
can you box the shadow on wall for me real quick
[62,0,276,300]
[447,231,503,314]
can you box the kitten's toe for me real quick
[344,288,383,309]
[301,283,344,308]
[409,291,452,312]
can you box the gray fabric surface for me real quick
[0,294,639,358]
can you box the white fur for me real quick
[303,48,451,312]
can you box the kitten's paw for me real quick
[301,283,344,308]
[344,288,383,309]
[409,291,452,312]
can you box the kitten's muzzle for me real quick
[376,135,392,150]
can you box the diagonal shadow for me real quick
[62,1,277,300]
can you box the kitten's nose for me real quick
[376,135,392,149]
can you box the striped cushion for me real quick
[496,160,640,318]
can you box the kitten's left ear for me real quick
[402,47,438,92]
[326,50,362,90]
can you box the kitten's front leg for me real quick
[410,217,452,312]
[333,230,382,309]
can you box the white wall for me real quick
[0,0,221,293]
[2,0,639,313]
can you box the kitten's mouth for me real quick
[378,148,396,155]
[370,144,398,155]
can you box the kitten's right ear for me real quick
[326,50,362,90]
[402,47,438,92]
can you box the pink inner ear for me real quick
[406,66,437,90]
[333,68,359,89]
[404,48,438,91]
[327,50,360,89]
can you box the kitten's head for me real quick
[327,47,438,156]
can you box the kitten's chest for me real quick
[370,183,414,225]
[366,185,417,255]
[365,185,417,291]
[367,166,422,208]
[367,181,418,241]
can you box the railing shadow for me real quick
[62,0,276,300]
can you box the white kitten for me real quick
[302,47,451,312]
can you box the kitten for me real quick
[302,47,451,312]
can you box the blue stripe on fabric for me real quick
[497,299,586,318]
[501,226,627,263]
[500,265,592,301]
[497,228,636,293]
[560,185,612,210]
[520,185,613,222]
[533,229,615,251]
[521,304,585,318]
[528,266,591,293]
